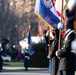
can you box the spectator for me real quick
[17,48,22,61]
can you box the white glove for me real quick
[58,22,64,29]
[47,55,50,59]
[55,51,58,57]
[46,31,50,36]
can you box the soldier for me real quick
[48,22,64,75]
[44,28,54,72]
[48,29,59,75]
[56,2,76,75]
[24,49,30,71]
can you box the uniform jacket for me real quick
[50,39,59,75]
[57,29,76,71]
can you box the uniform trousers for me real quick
[58,70,75,75]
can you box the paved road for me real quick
[0,67,50,75]
[0,70,50,75]
[0,68,76,75]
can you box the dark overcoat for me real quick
[57,29,76,71]
[50,39,59,75]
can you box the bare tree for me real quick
[0,0,38,45]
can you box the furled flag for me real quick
[34,0,60,29]
[27,31,35,55]
[27,31,32,45]
[29,45,35,55]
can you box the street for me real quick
[0,67,50,75]
[0,68,76,75]
[0,70,50,75]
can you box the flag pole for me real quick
[48,27,51,55]
[58,0,63,50]
[48,0,55,54]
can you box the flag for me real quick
[29,45,35,55]
[27,31,32,45]
[55,0,66,21]
[34,0,60,29]
[27,32,35,55]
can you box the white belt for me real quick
[25,56,30,60]
[71,49,76,53]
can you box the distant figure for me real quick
[17,49,22,61]
[24,49,30,71]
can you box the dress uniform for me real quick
[56,3,76,75]
[49,29,59,75]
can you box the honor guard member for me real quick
[56,2,76,75]
[24,49,30,71]
[48,22,64,75]
[45,29,53,72]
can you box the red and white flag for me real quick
[55,0,66,22]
